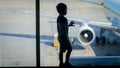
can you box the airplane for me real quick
[40,0,120,45]
[0,0,120,46]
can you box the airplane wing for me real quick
[0,8,119,32]
[40,13,120,32]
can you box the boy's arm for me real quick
[68,21,75,27]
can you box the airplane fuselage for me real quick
[103,0,120,36]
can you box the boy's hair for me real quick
[56,3,67,15]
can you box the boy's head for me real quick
[56,3,67,15]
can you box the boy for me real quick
[56,3,75,67]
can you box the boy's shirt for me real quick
[57,15,69,40]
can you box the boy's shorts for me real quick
[59,38,72,52]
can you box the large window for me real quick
[0,0,36,67]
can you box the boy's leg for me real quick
[59,50,64,66]
[65,41,72,65]
[59,42,66,66]
[65,47,72,63]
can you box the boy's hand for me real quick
[69,21,75,26]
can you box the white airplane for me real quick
[0,0,120,45]
[40,0,120,45]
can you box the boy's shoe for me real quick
[64,62,73,67]
[59,63,64,67]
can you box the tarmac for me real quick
[0,0,36,67]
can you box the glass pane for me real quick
[0,0,36,67]
[40,0,120,66]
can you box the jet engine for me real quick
[78,24,95,45]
